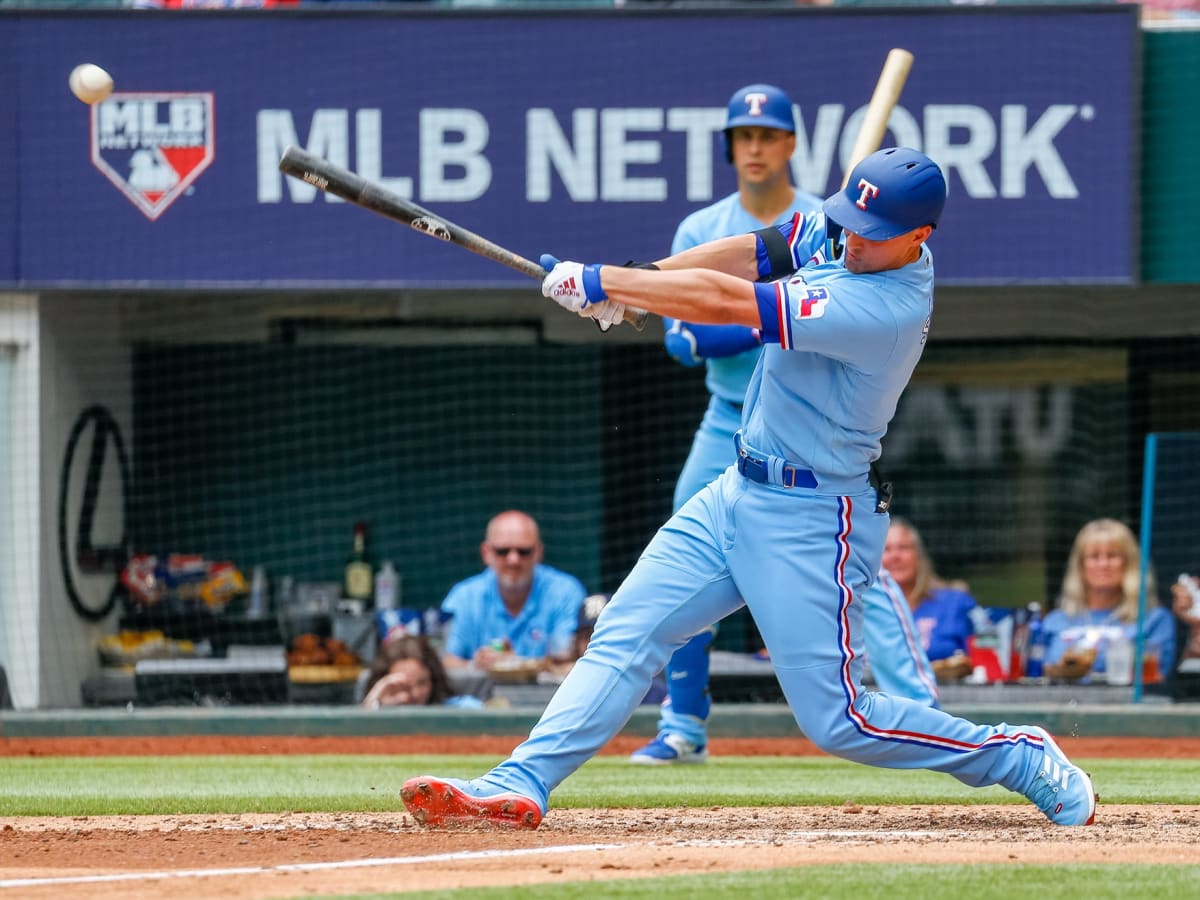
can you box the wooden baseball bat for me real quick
[278,146,648,332]
[841,48,915,189]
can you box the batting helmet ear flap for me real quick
[723,83,797,165]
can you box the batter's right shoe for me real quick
[629,733,708,765]
[1021,727,1097,826]
[400,776,542,829]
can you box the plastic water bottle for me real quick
[1106,630,1135,685]
[247,565,267,619]
[374,561,399,611]
[1024,602,1045,679]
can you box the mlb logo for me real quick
[90,92,215,220]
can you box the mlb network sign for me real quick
[90,93,215,221]
[6,7,1138,286]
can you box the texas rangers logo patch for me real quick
[90,92,215,221]
[794,286,830,319]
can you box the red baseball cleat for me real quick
[401,776,543,829]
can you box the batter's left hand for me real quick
[585,301,626,332]
[541,261,607,312]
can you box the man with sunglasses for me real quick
[440,510,586,673]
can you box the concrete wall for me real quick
[36,294,132,707]
[0,294,39,709]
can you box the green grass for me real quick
[2,754,1199,816]
[311,865,1200,900]
[3,755,1197,899]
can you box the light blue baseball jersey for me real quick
[745,211,933,480]
[668,190,822,405]
[440,565,585,661]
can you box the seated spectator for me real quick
[360,633,483,709]
[1171,573,1200,673]
[1043,518,1176,683]
[440,510,586,675]
[881,517,1001,662]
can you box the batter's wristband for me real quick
[753,225,795,280]
[582,264,607,303]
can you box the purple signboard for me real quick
[5,7,1137,287]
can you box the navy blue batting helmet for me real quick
[578,593,610,632]
[723,83,796,164]
[821,147,946,241]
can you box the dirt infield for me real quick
[6,733,1200,758]
[3,735,1199,899]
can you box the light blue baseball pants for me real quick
[482,470,1044,812]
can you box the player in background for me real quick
[630,83,822,764]
[764,567,940,707]
[865,569,940,706]
[632,85,939,765]
[402,146,1097,830]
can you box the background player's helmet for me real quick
[723,83,796,164]
[821,147,947,241]
[577,593,610,635]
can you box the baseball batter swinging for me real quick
[632,84,938,765]
[401,146,1097,829]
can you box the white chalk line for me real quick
[0,844,622,889]
[0,830,946,889]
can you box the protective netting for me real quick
[1137,432,1200,698]
[3,8,1199,710]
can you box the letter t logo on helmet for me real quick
[723,83,797,164]
[855,179,880,211]
[743,92,769,117]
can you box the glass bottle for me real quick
[344,522,374,603]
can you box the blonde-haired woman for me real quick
[1043,518,1176,682]
[882,517,995,662]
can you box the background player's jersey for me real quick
[743,212,934,480]
[668,189,821,403]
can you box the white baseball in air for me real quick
[68,63,114,105]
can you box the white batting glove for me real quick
[541,261,607,313]
[585,302,626,332]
